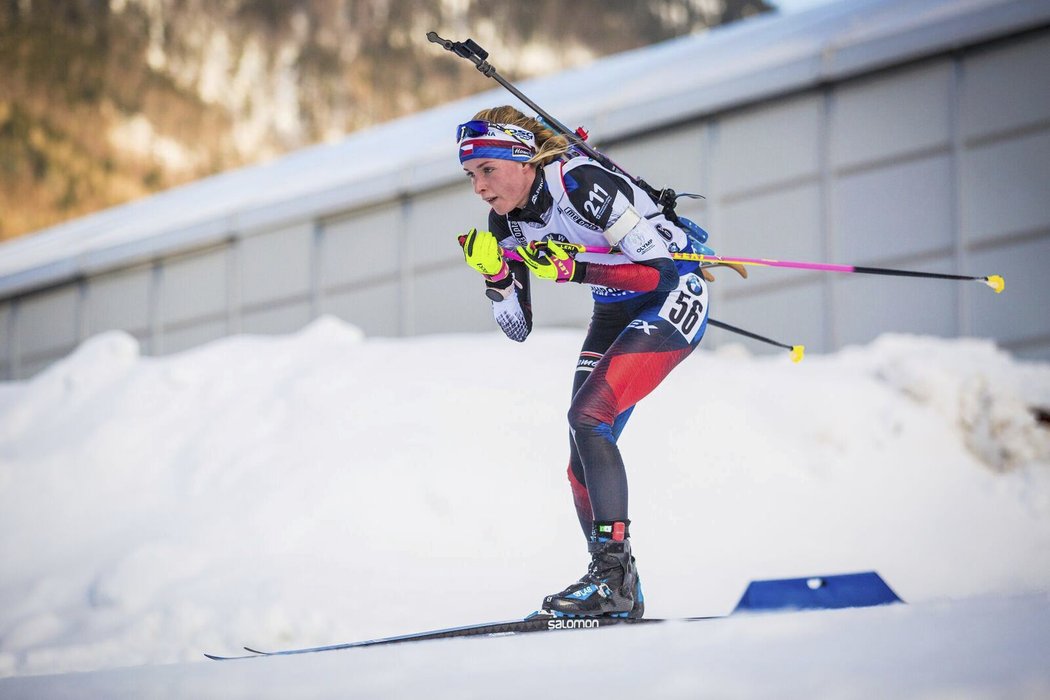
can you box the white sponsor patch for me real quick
[658,273,708,343]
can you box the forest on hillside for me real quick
[0,0,769,240]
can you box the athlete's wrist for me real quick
[484,274,518,301]
[483,260,511,283]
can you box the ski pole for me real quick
[459,235,742,274]
[456,236,802,361]
[708,319,805,363]
[533,242,1005,293]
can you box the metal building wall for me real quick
[1,24,1048,380]
[604,28,1050,360]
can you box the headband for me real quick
[458,121,537,163]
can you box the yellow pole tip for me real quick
[986,275,1005,294]
[790,345,805,363]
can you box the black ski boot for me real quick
[595,532,645,619]
[542,520,642,618]
[630,560,645,619]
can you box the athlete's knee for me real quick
[567,395,617,442]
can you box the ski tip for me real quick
[790,345,805,363]
[204,652,246,661]
[206,649,266,661]
[984,275,1005,294]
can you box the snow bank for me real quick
[0,317,1048,678]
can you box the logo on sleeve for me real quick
[635,238,655,255]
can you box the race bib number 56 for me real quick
[659,273,708,343]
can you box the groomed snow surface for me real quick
[1,318,1049,698]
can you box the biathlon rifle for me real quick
[426,31,700,224]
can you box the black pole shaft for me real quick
[708,319,794,351]
[853,266,983,282]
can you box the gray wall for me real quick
[605,29,1050,360]
[2,28,1048,380]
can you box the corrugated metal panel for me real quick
[830,60,953,169]
[961,130,1050,242]
[721,182,824,261]
[405,186,482,269]
[719,282,827,352]
[409,267,501,337]
[86,266,152,337]
[321,281,403,338]
[160,319,228,356]
[321,204,404,289]
[969,237,1050,347]
[832,259,959,346]
[832,155,955,263]
[159,247,230,328]
[239,302,314,336]
[960,31,1050,140]
[17,287,80,357]
[238,223,314,308]
[0,301,11,366]
[715,94,823,196]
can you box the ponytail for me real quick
[471,106,570,167]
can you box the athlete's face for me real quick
[463,159,535,216]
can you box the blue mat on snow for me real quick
[733,571,903,613]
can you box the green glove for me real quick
[516,240,580,283]
[460,228,509,281]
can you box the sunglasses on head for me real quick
[456,119,492,141]
[455,120,535,147]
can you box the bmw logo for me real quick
[686,274,704,296]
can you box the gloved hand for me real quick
[517,240,579,283]
[460,228,509,282]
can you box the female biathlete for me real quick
[457,106,709,618]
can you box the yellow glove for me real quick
[516,240,579,283]
[460,228,509,281]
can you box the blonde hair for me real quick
[472,106,570,167]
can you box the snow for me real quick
[1,318,1049,697]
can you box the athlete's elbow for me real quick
[496,312,532,342]
[654,260,679,292]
